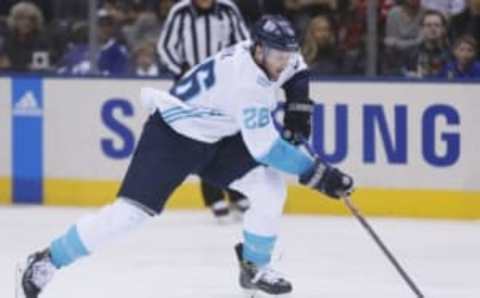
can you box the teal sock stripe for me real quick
[243,231,277,266]
[50,225,89,268]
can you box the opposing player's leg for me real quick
[16,112,213,298]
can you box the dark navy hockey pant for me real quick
[117,111,259,214]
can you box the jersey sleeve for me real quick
[236,98,314,175]
[157,4,184,76]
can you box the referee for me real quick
[158,0,250,79]
[158,0,250,221]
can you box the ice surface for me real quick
[1,206,479,298]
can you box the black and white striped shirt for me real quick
[157,0,250,77]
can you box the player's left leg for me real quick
[16,199,152,298]
[16,111,213,298]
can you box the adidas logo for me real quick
[13,91,42,117]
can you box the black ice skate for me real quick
[230,198,250,213]
[16,249,56,298]
[210,200,231,224]
[229,198,250,222]
[234,243,292,296]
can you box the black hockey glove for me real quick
[283,99,314,145]
[299,159,354,199]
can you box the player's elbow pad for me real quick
[257,138,314,175]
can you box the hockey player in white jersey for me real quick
[16,15,353,297]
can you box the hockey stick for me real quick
[301,142,425,298]
[342,196,424,298]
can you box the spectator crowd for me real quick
[0,0,479,79]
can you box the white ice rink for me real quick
[1,206,479,298]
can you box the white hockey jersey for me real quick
[141,41,313,175]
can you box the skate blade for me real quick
[215,214,235,225]
[243,289,292,298]
[15,261,27,298]
[243,288,258,298]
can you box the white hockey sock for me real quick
[50,198,151,268]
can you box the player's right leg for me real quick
[230,167,292,296]
[16,112,212,298]
[200,135,291,296]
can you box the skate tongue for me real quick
[252,266,285,284]
[30,256,56,289]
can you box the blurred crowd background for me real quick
[0,0,479,79]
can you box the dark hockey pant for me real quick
[117,111,259,214]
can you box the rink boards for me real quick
[0,76,479,218]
